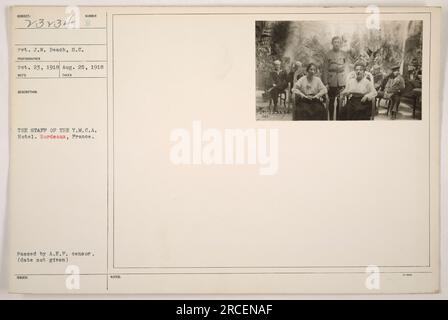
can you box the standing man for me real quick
[287,61,304,112]
[377,68,394,100]
[322,36,350,120]
[288,61,305,89]
[371,65,384,91]
[267,60,288,113]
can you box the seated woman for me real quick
[339,61,377,120]
[291,63,328,120]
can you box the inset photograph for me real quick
[255,20,423,121]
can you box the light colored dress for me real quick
[293,76,327,97]
[292,76,328,120]
[341,77,377,100]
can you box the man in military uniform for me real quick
[384,64,406,119]
[322,36,350,120]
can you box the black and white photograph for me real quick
[2,3,444,299]
[256,20,423,121]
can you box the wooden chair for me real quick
[336,95,346,120]
[322,93,330,120]
[412,88,422,119]
[268,88,288,110]
[370,98,376,120]
[385,95,401,119]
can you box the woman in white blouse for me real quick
[339,61,377,120]
[291,63,328,120]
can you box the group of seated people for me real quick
[376,66,422,119]
[266,59,421,121]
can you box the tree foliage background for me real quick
[256,20,423,89]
